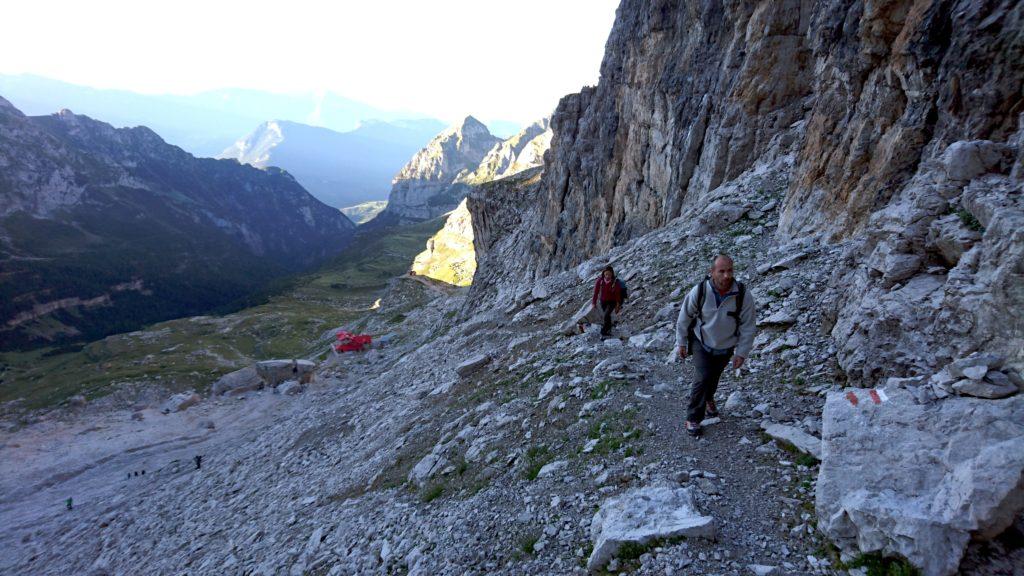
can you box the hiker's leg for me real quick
[705,353,730,411]
[601,302,613,335]
[687,346,712,423]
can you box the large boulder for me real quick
[817,387,1024,576]
[211,366,262,396]
[588,485,715,571]
[255,359,316,387]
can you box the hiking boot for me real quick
[685,421,702,437]
[705,401,719,418]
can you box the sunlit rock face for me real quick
[380,116,501,223]
[407,120,553,285]
[460,118,552,185]
[411,199,476,286]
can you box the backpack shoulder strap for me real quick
[733,281,746,337]
[695,277,707,322]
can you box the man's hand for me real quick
[732,355,745,369]
[614,305,622,314]
[678,346,687,360]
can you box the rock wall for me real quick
[469,0,1024,379]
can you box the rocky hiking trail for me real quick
[3,137,1022,575]
[0,170,874,576]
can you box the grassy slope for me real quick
[0,217,446,412]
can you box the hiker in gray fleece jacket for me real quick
[674,254,757,436]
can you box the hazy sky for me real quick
[1,0,620,124]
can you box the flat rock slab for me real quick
[817,387,1024,576]
[256,359,315,387]
[588,485,715,571]
[760,422,822,460]
[456,354,490,378]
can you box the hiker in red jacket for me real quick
[592,265,627,337]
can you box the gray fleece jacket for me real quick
[673,279,757,358]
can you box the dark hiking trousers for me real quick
[687,344,732,423]
[600,301,616,336]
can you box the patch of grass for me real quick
[957,209,985,232]
[846,552,921,576]
[795,452,820,467]
[518,532,541,555]
[388,313,407,324]
[420,483,444,503]
[522,445,552,481]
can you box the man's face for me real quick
[710,258,734,291]
[603,270,613,281]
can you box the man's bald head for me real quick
[710,254,735,292]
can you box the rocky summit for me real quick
[376,115,502,224]
[1,1,1023,576]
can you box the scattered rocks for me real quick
[159,391,201,414]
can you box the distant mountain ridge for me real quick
[0,96,355,351]
[219,118,445,208]
[0,74,443,157]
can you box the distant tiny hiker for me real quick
[194,455,203,470]
[675,254,756,437]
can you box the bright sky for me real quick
[0,0,620,124]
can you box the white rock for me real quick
[961,365,988,381]
[724,391,749,413]
[256,359,315,387]
[408,454,446,486]
[456,354,490,378]
[211,366,262,395]
[748,564,778,576]
[536,460,568,478]
[761,422,822,460]
[278,381,304,395]
[817,387,1024,576]
[952,378,1017,399]
[160,391,201,414]
[587,486,715,571]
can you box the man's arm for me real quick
[734,288,757,363]
[674,285,698,356]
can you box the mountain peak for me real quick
[455,115,490,136]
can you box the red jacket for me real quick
[592,277,623,306]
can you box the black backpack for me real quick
[617,279,628,301]
[687,277,746,344]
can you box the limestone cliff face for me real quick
[408,121,552,285]
[486,0,1022,277]
[380,116,500,223]
[410,199,476,286]
[468,0,1023,380]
